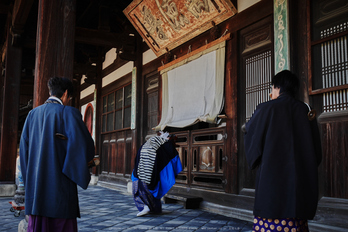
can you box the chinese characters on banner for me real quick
[274,0,290,74]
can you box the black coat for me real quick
[244,93,322,220]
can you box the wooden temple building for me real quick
[0,0,347,230]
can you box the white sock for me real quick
[136,205,150,217]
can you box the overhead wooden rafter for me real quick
[11,0,35,33]
[10,0,35,45]
[75,27,135,48]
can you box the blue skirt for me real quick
[133,180,162,213]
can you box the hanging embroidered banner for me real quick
[124,0,237,57]
[131,67,137,130]
[274,0,290,73]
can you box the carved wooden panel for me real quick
[124,0,237,56]
[174,131,190,185]
[191,128,226,189]
[241,23,272,54]
[172,128,226,189]
[199,146,216,172]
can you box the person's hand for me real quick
[88,158,100,168]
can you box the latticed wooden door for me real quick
[238,16,274,191]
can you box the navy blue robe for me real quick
[20,99,95,219]
[244,93,322,220]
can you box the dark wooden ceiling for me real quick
[0,0,137,84]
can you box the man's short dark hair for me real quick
[48,77,74,98]
[271,70,299,97]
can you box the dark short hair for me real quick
[47,77,74,98]
[271,70,299,97]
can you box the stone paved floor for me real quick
[1,195,25,232]
[1,185,253,232]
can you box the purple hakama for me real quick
[27,215,77,232]
[253,216,309,232]
[133,180,162,214]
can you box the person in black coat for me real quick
[244,70,322,232]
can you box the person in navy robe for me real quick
[132,132,182,216]
[244,70,322,232]
[20,77,95,232]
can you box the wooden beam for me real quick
[11,0,35,33]
[227,0,273,33]
[80,81,91,92]
[0,4,10,14]
[80,93,94,108]
[75,27,135,48]
[1,42,7,63]
[158,33,231,72]
[1,11,10,63]
[310,84,348,95]
[101,57,128,77]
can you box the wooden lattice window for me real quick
[145,73,159,138]
[245,50,272,120]
[102,84,132,132]
[310,0,348,112]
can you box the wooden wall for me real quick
[291,0,348,200]
[318,113,348,199]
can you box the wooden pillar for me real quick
[0,61,3,136]
[94,49,103,175]
[131,33,143,167]
[33,0,76,107]
[73,76,81,109]
[288,0,310,103]
[224,34,238,194]
[0,25,22,182]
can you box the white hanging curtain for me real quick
[155,41,225,131]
